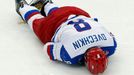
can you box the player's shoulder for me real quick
[52,15,105,42]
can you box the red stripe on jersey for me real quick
[47,45,52,60]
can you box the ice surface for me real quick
[0,0,134,75]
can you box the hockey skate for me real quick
[30,0,53,10]
[15,0,28,22]
[15,0,28,15]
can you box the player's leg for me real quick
[19,5,44,30]
[40,0,59,16]
[29,0,59,16]
[15,0,44,30]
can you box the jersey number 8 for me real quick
[68,19,91,32]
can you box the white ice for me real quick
[0,0,134,75]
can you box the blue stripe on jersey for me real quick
[48,7,59,15]
[24,10,39,21]
[70,54,84,64]
[101,38,117,57]
[60,45,84,64]
[60,46,71,63]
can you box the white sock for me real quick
[44,3,59,16]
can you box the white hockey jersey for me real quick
[44,15,117,64]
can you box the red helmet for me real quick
[84,47,108,74]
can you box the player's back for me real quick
[47,15,117,64]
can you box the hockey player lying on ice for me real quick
[15,0,117,74]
